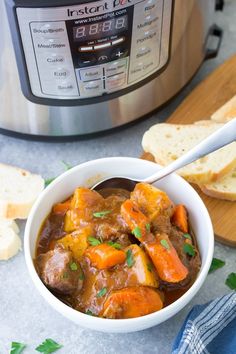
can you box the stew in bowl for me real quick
[35,182,201,319]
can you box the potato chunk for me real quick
[125,244,158,287]
[64,188,103,232]
[57,227,91,260]
[131,183,174,220]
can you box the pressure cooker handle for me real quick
[205,24,223,60]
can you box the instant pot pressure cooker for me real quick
[1,0,223,138]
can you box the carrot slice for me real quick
[120,199,148,240]
[85,244,126,270]
[171,204,188,233]
[121,200,188,283]
[53,199,71,215]
[145,234,189,283]
[102,286,163,319]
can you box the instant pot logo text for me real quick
[67,0,132,16]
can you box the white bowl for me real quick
[24,157,214,333]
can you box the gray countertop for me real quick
[1,1,236,353]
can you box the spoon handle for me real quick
[143,118,236,184]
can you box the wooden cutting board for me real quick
[167,54,236,247]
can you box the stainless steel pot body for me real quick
[0,0,216,137]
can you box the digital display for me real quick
[73,15,128,41]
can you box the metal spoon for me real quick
[92,119,236,191]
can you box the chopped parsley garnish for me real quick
[147,263,153,272]
[126,249,135,268]
[45,161,73,187]
[93,210,111,218]
[145,223,151,232]
[160,239,170,250]
[45,178,55,187]
[183,243,195,256]
[107,241,122,250]
[97,287,107,298]
[61,160,72,171]
[209,258,225,273]
[10,342,26,354]
[69,262,78,271]
[86,309,95,316]
[88,236,101,246]
[225,273,236,290]
[35,338,62,353]
[132,226,142,238]
[183,233,192,240]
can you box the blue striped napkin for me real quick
[172,292,236,354]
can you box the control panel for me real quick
[16,0,173,100]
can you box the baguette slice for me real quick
[199,167,236,201]
[0,223,21,260]
[142,123,236,184]
[0,218,19,233]
[194,120,218,126]
[0,163,44,219]
[211,95,236,123]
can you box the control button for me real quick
[137,15,159,29]
[130,62,143,75]
[130,60,155,78]
[105,59,127,77]
[128,56,158,84]
[31,23,65,36]
[106,73,126,91]
[46,54,65,65]
[79,80,103,96]
[137,29,157,44]
[56,81,75,92]
[111,38,125,46]
[78,55,97,67]
[94,42,111,50]
[36,42,66,50]
[79,46,93,52]
[45,38,63,45]
[78,66,103,81]
[111,48,128,60]
[53,68,70,79]
[144,0,157,13]
[41,79,79,96]
[136,46,152,59]
[143,61,155,72]
[98,55,109,63]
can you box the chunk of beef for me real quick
[36,245,82,294]
[152,214,172,234]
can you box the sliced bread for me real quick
[0,219,21,260]
[0,163,44,219]
[0,218,19,233]
[194,120,219,126]
[211,95,236,123]
[199,167,236,201]
[142,123,236,184]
